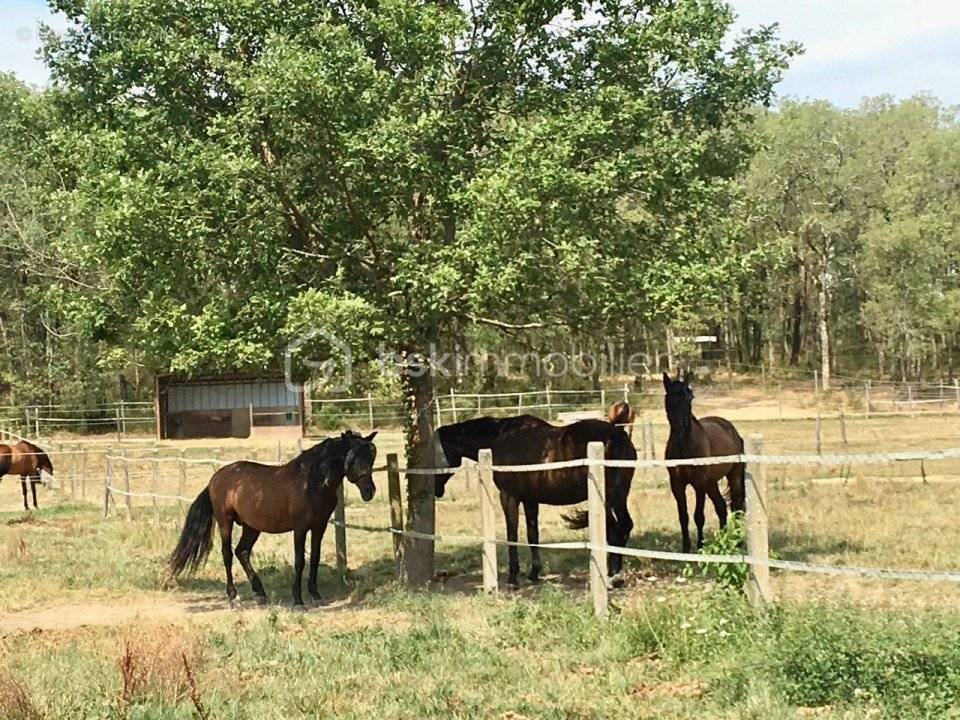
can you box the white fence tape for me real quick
[58,441,960,586]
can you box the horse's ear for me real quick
[363,431,377,442]
[662,371,670,388]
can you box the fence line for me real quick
[25,434,960,617]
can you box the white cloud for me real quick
[730,0,960,105]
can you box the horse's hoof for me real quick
[526,574,542,585]
[608,574,625,590]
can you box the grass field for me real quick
[2,394,960,718]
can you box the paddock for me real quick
[4,400,960,615]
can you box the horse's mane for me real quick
[293,435,349,489]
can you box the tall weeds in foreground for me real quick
[116,627,207,718]
[0,668,42,720]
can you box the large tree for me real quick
[44,0,794,581]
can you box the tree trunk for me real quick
[817,266,831,391]
[399,349,437,586]
[789,291,803,366]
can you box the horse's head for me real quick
[342,430,378,501]
[662,371,694,422]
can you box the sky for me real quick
[2,0,959,107]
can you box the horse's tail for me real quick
[727,434,747,513]
[562,509,590,530]
[168,488,215,577]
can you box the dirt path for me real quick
[0,594,395,634]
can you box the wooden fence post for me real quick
[119,400,127,438]
[121,450,132,520]
[177,450,187,513]
[815,412,822,458]
[387,453,403,578]
[955,379,960,413]
[864,381,871,419]
[335,483,347,579]
[908,384,915,414]
[640,418,650,481]
[622,382,629,404]
[151,453,161,525]
[839,408,849,452]
[450,389,458,423]
[69,445,76,499]
[115,407,122,443]
[599,389,606,413]
[478,448,498,593]
[586,441,608,618]
[367,392,375,431]
[81,449,88,501]
[545,387,553,421]
[745,434,771,606]
[104,455,112,518]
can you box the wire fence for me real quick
[14,432,956,615]
[3,374,959,440]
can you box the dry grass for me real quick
[116,625,207,710]
[0,669,42,720]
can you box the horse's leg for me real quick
[307,524,328,604]
[693,485,707,550]
[291,528,307,607]
[522,501,542,583]
[219,519,237,603]
[235,525,266,604]
[670,475,691,553]
[707,482,728,530]
[500,492,521,586]
[20,476,29,511]
[30,473,39,509]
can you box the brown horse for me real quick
[0,440,54,510]
[662,372,745,552]
[435,413,636,585]
[608,401,636,437]
[168,430,378,606]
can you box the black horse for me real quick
[169,430,378,606]
[662,372,745,552]
[435,412,637,585]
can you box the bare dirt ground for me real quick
[0,594,408,634]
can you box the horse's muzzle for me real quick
[357,477,376,501]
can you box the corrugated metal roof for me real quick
[167,381,298,412]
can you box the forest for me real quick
[0,2,958,410]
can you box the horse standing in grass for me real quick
[168,430,378,606]
[0,440,54,510]
[662,372,745,552]
[435,412,636,585]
